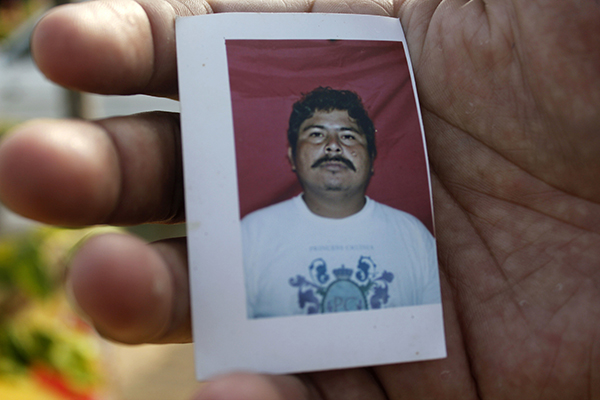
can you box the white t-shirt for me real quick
[242,195,441,318]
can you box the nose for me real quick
[324,134,342,154]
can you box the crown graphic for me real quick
[332,265,353,280]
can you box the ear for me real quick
[287,147,296,171]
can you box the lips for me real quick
[311,156,356,171]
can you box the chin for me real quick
[322,182,352,191]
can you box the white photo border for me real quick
[176,13,445,380]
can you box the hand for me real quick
[1,0,599,399]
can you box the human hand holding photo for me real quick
[0,0,598,399]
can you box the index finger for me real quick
[32,0,396,98]
[32,0,194,97]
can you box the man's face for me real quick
[288,109,373,197]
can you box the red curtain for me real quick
[227,39,433,233]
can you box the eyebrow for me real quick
[302,124,363,134]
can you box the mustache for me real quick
[311,155,356,171]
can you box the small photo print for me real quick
[177,13,445,380]
[228,40,439,319]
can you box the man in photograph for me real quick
[243,87,440,319]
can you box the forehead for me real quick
[299,109,362,132]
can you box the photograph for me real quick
[177,13,446,380]
[226,39,439,319]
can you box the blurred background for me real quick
[1,1,202,399]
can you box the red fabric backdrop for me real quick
[227,39,433,233]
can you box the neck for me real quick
[301,190,366,219]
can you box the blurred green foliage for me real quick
[0,231,55,306]
[0,0,50,41]
[0,320,99,386]
[0,227,113,387]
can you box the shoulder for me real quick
[241,197,300,228]
[369,199,433,237]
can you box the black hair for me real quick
[287,87,376,160]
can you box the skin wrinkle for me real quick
[348,0,393,16]
[432,200,533,332]
[427,176,482,297]
[455,174,600,235]
[459,3,491,67]
[458,214,514,303]
[446,258,490,400]
[515,263,597,336]
[520,14,600,192]
[450,178,600,276]
[151,238,191,344]
[477,0,491,30]
[305,369,389,400]
[303,375,337,400]
[432,210,556,397]
[106,1,153,89]
[134,0,206,98]
[209,0,313,13]
[444,244,483,297]
[142,111,185,224]
[439,303,482,400]
[535,323,574,399]
[468,184,598,242]
[423,9,600,203]
[546,234,587,270]
[467,253,598,397]
[407,0,446,67]
[135,0,173,98]
[153,255,177,340]
[166,114,186,223]
[455,192,600,315]
[158,113,185,224]
[446,285,483,400]
[364,367,389,400]
[425,108,600,235]
[499,227,550,267]
[480,310,546,398]
[505,258,563,312]
[94,120,125,226]
[570,247,600,285]
[96,112,184,225]
[435,234,472,299]
[428,178,506,400]
[98,1,152,92]
[176,0,213,15]
[296,374,325,400]
[544,284,587,331]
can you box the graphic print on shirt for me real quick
[289,256,394,314]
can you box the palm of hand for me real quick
[1,1,599,399]
[390,1,600,398]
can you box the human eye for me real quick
[339,132,359,144]
[307,129,325,140]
